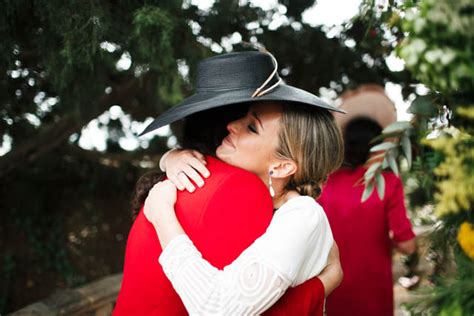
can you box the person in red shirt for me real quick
[318,86,416,316]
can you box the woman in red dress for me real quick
[319,86,416,316]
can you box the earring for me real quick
[269,171,275,197]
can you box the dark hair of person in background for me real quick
[342,117,382,168]
[130,105,249,219]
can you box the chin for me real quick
[216,147,237,167]
[216,147,229,162]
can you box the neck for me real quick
[272,188,299,209]
[261,173,299,209]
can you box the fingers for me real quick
[184,164,206,187]
[177,164,204,192]
[177,171,196,192]
[170,158,209,193]
[149,180,170,195]
[190,150,207,164]
[187,157,210,178]
[169,173,185,191]
[164,149,210,193]
[144,180,178,223]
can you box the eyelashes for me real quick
[247,124,258,133]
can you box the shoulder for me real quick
[199,156,273,219]
[205,155,269,193]
[253,196,333,283]
[380,170,404,196]
[277,196,324,218]
[381,169,402,183]
[272,196,327,232]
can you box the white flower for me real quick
[420,63,429,73]
[411,39,427,54]
[405,9,417,21]
[399,45,418,67]
[440,49,456,65]
[425,49,443,63]
[413,18,426,33]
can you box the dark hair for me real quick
[180,104,248,155]
[130,170,165,219]
[343,117,382,168]
[130,105,247,219]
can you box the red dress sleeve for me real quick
[386,175,416,243]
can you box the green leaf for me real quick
[364,162,382,180]
[387,151,400,176]
[370,132,402,143]
[370,142,398,152]
[382,121,412,134]
[407,95,438,116]
[401,135,412,169]
[361,179,375,202]
[382,157,389,169]
[375,172,386,200]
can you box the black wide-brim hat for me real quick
[139,51,345,136]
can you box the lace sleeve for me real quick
[159,234,291,315]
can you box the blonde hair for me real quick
[276,103,344,199]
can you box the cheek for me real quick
[239,142,274,172]
[217,135,276,175]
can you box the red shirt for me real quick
[114,156,324,315]
[318,167,415,316]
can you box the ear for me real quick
[270,159,297,179]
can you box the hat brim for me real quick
[139,84,346,136]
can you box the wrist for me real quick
[159,148,181,172]
[151,204,177,226]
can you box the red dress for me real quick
[114,156,325,315]
[318,167,415,316]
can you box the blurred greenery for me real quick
[363,0,474,314]
[0,0,425,313]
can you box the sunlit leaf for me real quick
[370,142,398,152]
[387,150,400,176]
[401,134,412,169]
[375,172,386,200]
[370,152,386,161]
[364,161,382,180]
[361,179,375,202]
[370,132,401,143]
[382,121,412,134]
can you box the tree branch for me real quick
[64,145,163,169]
[0,76,146,178]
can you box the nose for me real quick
[226,118,241,134]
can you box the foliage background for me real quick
[362,0,473,314]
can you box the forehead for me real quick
[250,102,283,118]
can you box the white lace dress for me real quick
[159,196,333,315]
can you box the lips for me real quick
[223,135,235,148]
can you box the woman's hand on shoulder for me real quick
[163,149,210,192]
[144,180,178,225]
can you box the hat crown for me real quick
[195,51,280,92]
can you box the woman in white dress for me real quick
[144,100,344,315]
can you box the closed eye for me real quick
[247,124,258,133]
